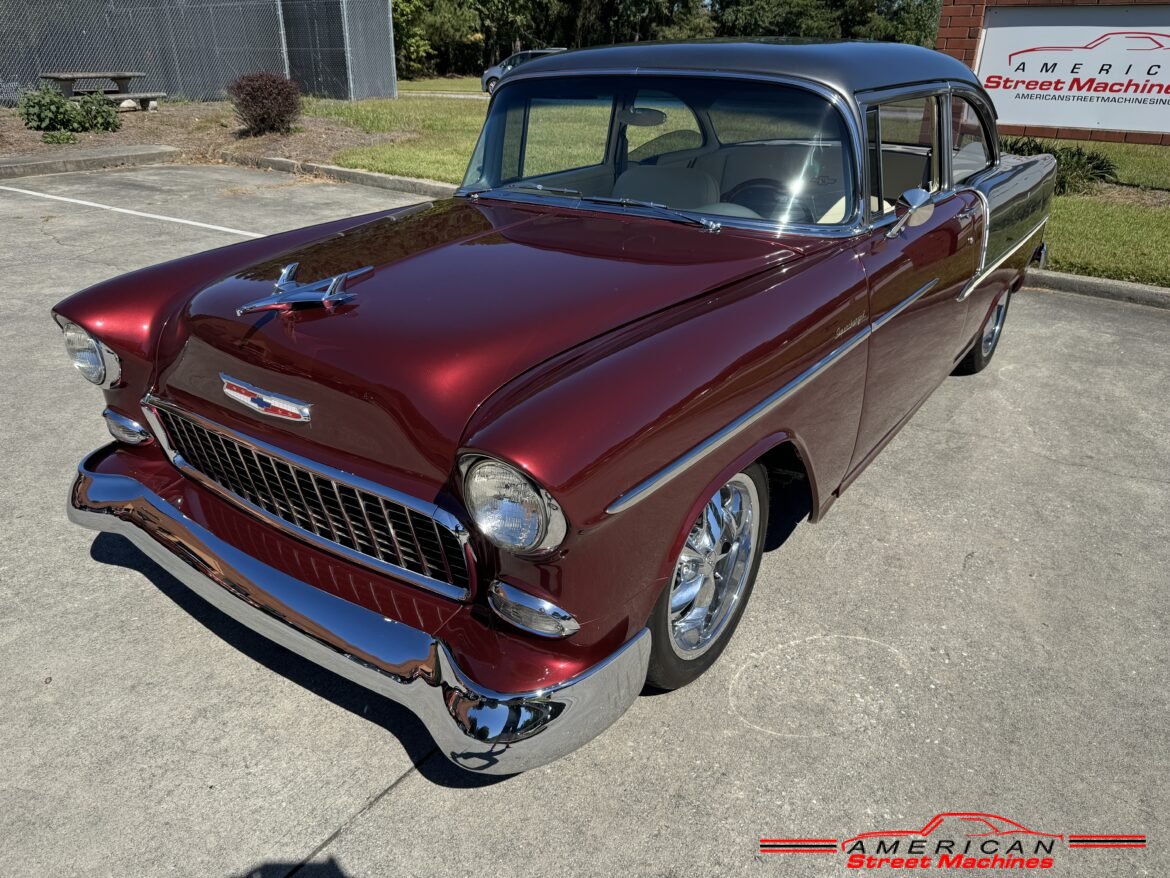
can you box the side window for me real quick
[521,96,613,178]
[877,97,940,200]
[626,91,702,162]
[950,95,993,185]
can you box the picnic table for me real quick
[40,71,165,110]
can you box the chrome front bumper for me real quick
[68,446,650,775]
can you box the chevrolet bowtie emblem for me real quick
[221,374,312,422]
[236,262,375,316]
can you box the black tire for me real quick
[486,78,498,94]
[954,290,1011,375]
[646,463,770,691]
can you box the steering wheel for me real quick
[722,178,815,225]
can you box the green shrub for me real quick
[42,130,78,144]
[17,85,124,134]
[17,85,81,132]
[227,72,302,135]
[1000,135,1119,195]
[75,92,121,132]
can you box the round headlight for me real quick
[61,321,114,385]
[464,458,566,554]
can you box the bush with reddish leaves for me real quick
[227,72,302,136]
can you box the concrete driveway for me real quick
[1,164,1166,877]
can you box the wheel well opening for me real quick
[757,442,813,552]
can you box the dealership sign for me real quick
[975,5,1170,133]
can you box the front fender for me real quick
[460,241,869,632]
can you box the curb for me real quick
[218,151,457,199]
[1026,269,1170,311]
[0,145,180,179]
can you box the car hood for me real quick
[154,198,809,495]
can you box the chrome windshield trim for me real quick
[606,326,871,516]
[139,396,474,602]
[958,215,1048,302]
[872,278,939,332]
[461,189,865,239]
[459,67,866,238]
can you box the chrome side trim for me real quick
[958,216,1048,302]
[606,326,871,516]
[68,449,649,774]
[487,580,581,638]
[139,396,474,602]
[872,278,939,332]
[956,187,991,301]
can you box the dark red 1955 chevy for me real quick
[57,41,1055,773]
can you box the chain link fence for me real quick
[0,0,396,105]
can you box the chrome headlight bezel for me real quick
[458,455,567,555]
[55,316,121,388]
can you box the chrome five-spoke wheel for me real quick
[669,473,760,658]
[982,296,1007,357]
[646,464,770,689]
[954,290,1011,376]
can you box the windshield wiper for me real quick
[478,182,583,198]
[472,187,720,231]
[580,195,721,231]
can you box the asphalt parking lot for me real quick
[1,164,1166,877]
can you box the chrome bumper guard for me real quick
[68,446,650,774]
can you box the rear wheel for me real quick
[646,464,769,690]
[954,290,1010,375]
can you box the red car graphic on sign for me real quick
[842,812,1064,849]
[1009,31,1170,65]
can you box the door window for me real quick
[950,95,993,185]
[877,97,940,200]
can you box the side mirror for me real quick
[885,187,934,238]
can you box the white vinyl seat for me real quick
[818,196,893,224]
[612,166,720,209]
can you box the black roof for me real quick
[515,39,982,97]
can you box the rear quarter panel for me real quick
[958,151,1056,351]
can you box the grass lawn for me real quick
[1046,193,1170,287]
[397,77,483,94]
[305,96,486,183]
[1061,139,1170,190]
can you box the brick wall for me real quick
[935,0,1170,145]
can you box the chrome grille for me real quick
[153,407,471,595]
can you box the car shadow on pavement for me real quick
[229,857,350,878]
[89,532,508,789]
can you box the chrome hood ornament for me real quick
[236,262,375,317]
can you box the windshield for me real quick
[461,75,856,227]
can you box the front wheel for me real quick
[646,464,769,690]
[485,78,499,94]
[954,290,1010,375]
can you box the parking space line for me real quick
[0,184,264,238]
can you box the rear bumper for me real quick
[68,445,650,774]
